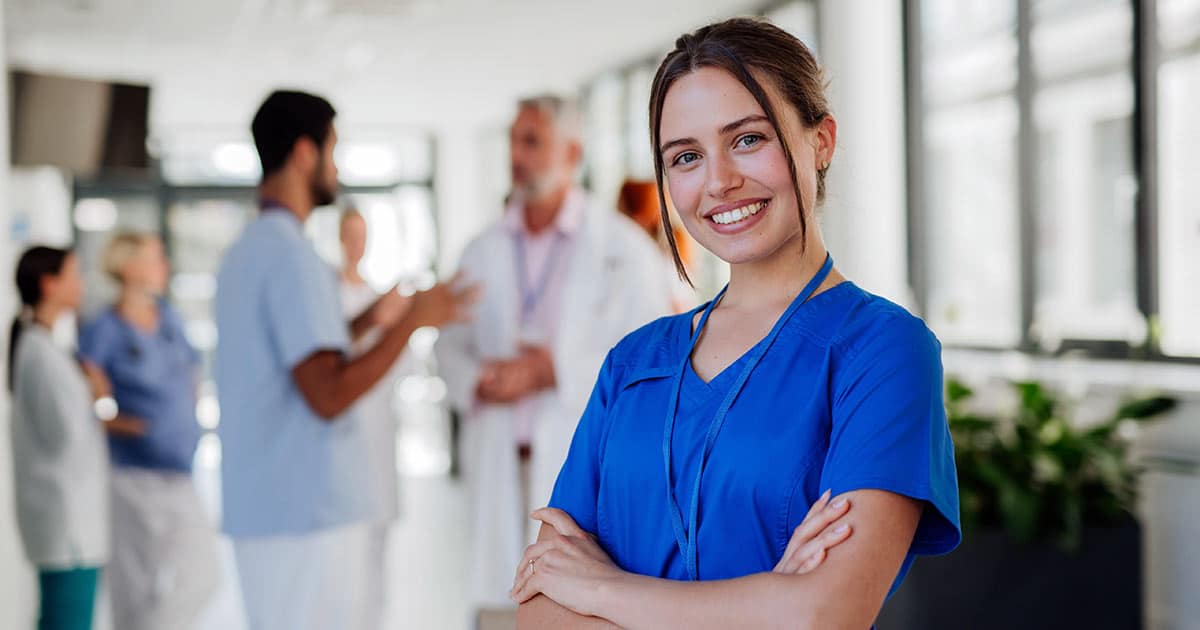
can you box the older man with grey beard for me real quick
[436,95,676,617]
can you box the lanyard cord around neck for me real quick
[513,231,567,321]
[662,253,834,581]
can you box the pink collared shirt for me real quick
[501,189,585,446]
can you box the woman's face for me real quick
[45,254,83,311]
[124,238,170,294]
[658,66,834,266]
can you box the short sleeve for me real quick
[264,241,349,370]
[547,351,618,536]
[78,314,119,372]
[819,315,961,556]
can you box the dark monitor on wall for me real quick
[10,71,151,177]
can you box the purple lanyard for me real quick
[513,231,567,322]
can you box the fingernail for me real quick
[835,524,849,534]
[831,497,847,509]
[822,489,832,501]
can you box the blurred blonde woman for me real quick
[78,232,219,630]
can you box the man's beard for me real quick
[513,172,556,203]
[312,179,336,207]
[311,156,337,207]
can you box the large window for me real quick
[914,1,1022,347]
[72,190,162,315]
[582,72,627,214]
[624,63,657,182]
[1157,0,1200,357]
[909,0,1199,360]
[1031,0,1142,347]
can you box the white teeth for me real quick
[710,202,765,225]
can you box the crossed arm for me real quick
[515,489,921,630]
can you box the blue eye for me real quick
[737,134,764,148]
[672,152,701,166]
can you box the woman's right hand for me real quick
[406,272,480,329]
[773,489,854,574]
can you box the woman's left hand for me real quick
[510,507,626,617]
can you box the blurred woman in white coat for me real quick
[10,246,110,630]
[338,208,412,629]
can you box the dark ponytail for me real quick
[9,246,71,391]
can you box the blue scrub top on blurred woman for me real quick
[79,300,202,472]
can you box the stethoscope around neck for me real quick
[662,253,834,581]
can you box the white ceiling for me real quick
[5,0,763,139]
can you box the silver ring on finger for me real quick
[528,559,536,575]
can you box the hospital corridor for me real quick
[1,1,1200,630]
[190,405,475,630]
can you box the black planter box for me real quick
[876,522,1142,630]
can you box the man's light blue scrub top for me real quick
[550,282,961,597]
[215,209,370,537]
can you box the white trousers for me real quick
[109,467,220,630]
[233,523,369,630]
[363,523,392,630]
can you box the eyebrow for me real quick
[658,115,770,154]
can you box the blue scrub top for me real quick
[79,301,202,473]
[214,210,370,537]
[549,281,961,596]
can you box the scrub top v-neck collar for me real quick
[663,254,835,581]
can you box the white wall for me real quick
[434,127,501,274]
[0,3,41,627]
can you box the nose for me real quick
[705,151,743,199]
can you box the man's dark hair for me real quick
[251,90,336,178]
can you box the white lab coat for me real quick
[436,196,674,607]
[341,279,406,630]
[10,324,109,569]
[340,280,404,524]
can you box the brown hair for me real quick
[10,246,72,391]
[649,17,831,283]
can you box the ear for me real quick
[565,139,583,170]
[814,116,837,167]
[38,272,58,299]
[292,136,319,173]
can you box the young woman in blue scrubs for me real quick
[78,233,219,630]
[513,18,960,628]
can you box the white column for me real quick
[434,125,506,273]
[0,2,39,627]
[817,0,911,306]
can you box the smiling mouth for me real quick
[709,200,767,226]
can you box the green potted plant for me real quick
[877,379,1176,630]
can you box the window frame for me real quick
[904,0,1199,363]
